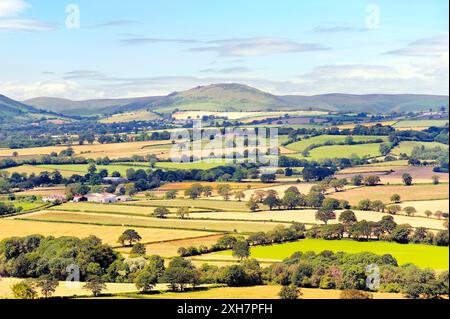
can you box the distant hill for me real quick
[22,83,450,116]
[0,94,62,122]
[24,96,163,116]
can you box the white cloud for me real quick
[190,37,330,57]
[0,0,55,31]
[0,0,29,17]
[385,34,449,57]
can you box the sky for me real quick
[0,0,448,100]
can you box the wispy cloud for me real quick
[200,67,253,74]
[63,70,106,80]
[0,0,55,31]
[313,25,368,33]
[385,35,449,57]
[120,37,199,45]
[0,0,29,17]
[89,20,141,28]
[190,37,330,57]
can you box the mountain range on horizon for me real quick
[1,83,449,120]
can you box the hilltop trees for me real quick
[118,229,142,246]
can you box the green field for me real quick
[390,141,448,156]
[0,200,45,212]
[219,239,449,269]
[285,135,387,152]
[289,143,383,160]
[393,120,449,128]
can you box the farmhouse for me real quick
[42,194,67,203]
[103,177,129,183]
[86,193,118,204]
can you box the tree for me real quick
[185,183,204,199]
[202,186,213,197]
[379,143,392,156]
[253,190,267,203]
[363,175,381,186]
[234,191,245,202]
[403,206,417,216]
[153,207,170,218]
[431,175,440,185]
[165,190,178,199]
[340,289,373,299]
[357,199,372,211]
[434,210,443,220]
[390,194,401,203]
[282,191,302,210]
[11,280,37,299]
[329,178,348,192]
[424,210,433,218]
[263,192,281,210]
[371,200,386,212]
[246,196,259,212]
[134,269,158,292]
[176,207,190,219]
[232,240,250,261]
[35,276,59,298]
[131,243,146,255]
[315,209,336,225]
[163,257,197,291]
[351,175,363,186]
[217,184,232,201]
[390,224,412,244]
[260,174,276,183]
[118,229,142,246]
[83,277,106,297]
[402,173,413,186]
[279,285,302,299]
[322,198,340,210]
[386,205,402,215]
[339,210,357,230]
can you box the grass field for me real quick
[302,143,383,160]
[218,239,449,269]
[393,120,449,128]
[285,135,387,152]
[21,211,287,233]
[115,285,403,299]
[0,200,45,211]
[329,184,449,205]
[390,141,448,156]
[0,219,213,246]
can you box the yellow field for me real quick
[20,211,288,233]
[336,121,398,130]
[172,111,326,121]
[0,219,213,246]
[99,111,161,123]
[0,140,172,160]
[51,202,201,216]
[121,285,403,299]
[116,234,224,257]
[330,184,449,205]
[399,199,449,216]
[4,165,78,178]
[175,209,447,230]
[13,186,67,197]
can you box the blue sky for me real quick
[0,0,448,100]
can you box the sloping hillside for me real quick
[22,83,449,116]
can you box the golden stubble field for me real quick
[329,184,449,205]
[0,140,173,160]
[0,219,215,246]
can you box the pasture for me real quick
[393,119,449,128]
[390,141,448,156]
[285,135,387,152]
[218,239,449,269]
[130,199,256,211]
